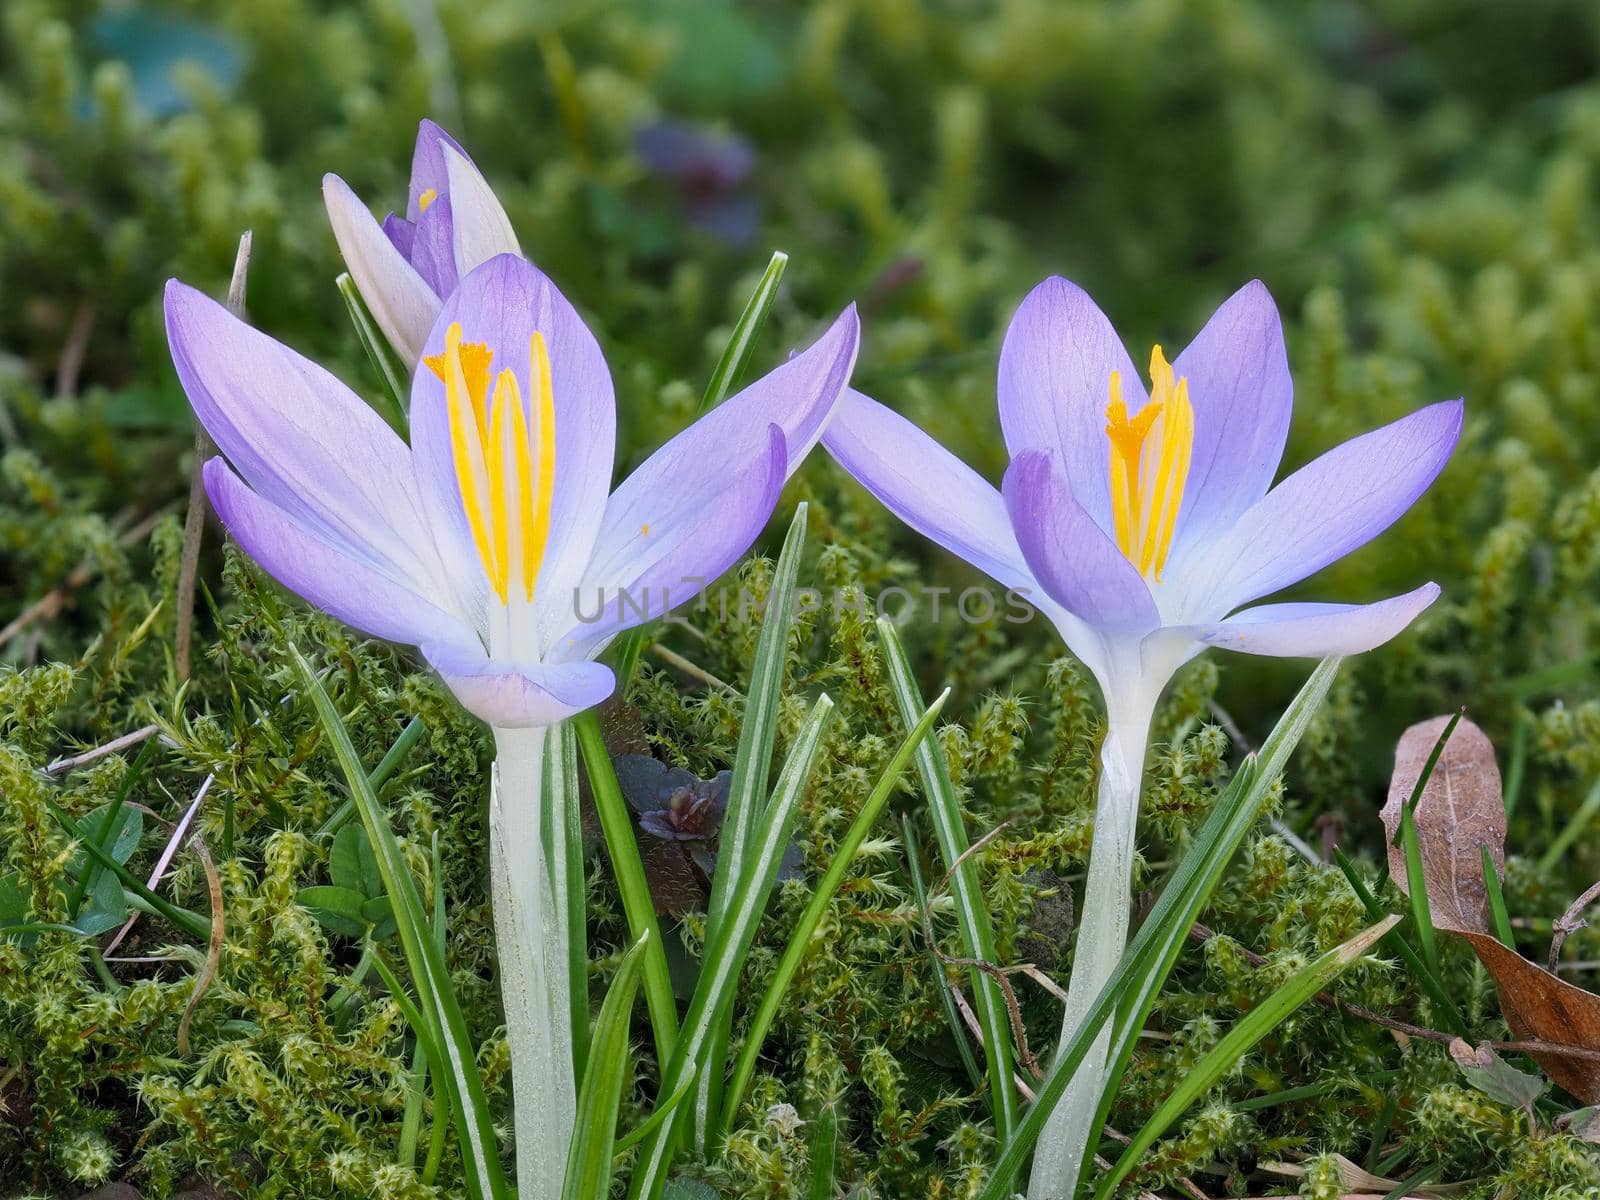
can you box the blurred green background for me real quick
[6,0,1600,1195]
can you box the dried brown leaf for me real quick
[1384,714,1600,1102]
[1381,715,1504,935]
[1456,930,1600,1103]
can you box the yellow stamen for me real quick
[436,323,502,601]
[486,370,517,601]
[424,323,559,606]
[1103,344,1194,582]
[525,332,558,600]
[418,187,439,213]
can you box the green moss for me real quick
[5,0,1600,1195]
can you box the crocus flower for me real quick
[324,119,520,364]
[822,276,1461,1197]
[166,252,858,1196]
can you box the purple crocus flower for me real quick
[167,249,857,1196]
[822,276,1461,1195]
[324,120,520,364]
[166,253,858,730]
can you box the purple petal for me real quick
[1199,400,1464,611]
[557,426,788,658]
[421,638,615,728]
[822,389,1035,593]
[690,305,858,478]
[442,143,520,281]
[165,280,441,592]
[1170,280,1292,549]
[324,173,440,362]
[382,213,416,258]
[412,255,616,617]
[997,277,1144,534]
[1002,451,1158,632]
[1190,583,1440,657]
[205,459,470,647]
[408,193,459,298]
[407,118,470,223]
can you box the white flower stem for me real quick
[491,723,576,1198]
[1027,692,1153,1200]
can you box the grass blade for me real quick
[337,271,410,431]
[627,694,836,1200]
[694,502,810,1147]
[47,798,209,942]
[901,815,983,1090]
[806,1100,839,1200]
[1482,844,1515,948]
[698,250,789,414]
[291,646,508,1200]
[562,931,649,1200]
[66,737,157,918]
[1400,806,1442,981]
[720,688,950,1134]
[1092,915,1401,1199]
[547,721,591,1077]
[575,709,678,1068]
[977,657,1343,1199]
[878,617,1017,1143]
[706,502,809,940]
[1332,848,1469,1037]
[316,715,426,838]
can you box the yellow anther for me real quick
[641,524,651,536]
[418,187,439,213]
[1103,347,1194,582]
[425,329,494,441]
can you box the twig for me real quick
[917,820,1044,1076]
[176,231,251,681]
[55,300,95,399]
[1188,923,1600,1065]
[1549,877,1600,972]
[44,724,160,776]
[649,643,738,694]
[175,828,224,1057]
[104,775,212,954]
[0,503,179,649]
[949,982,1037,1102]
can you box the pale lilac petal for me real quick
[1199,400,1464,611]
[1170,280,1292,549]
[165,280,441,592]
[205,459,469,647]
[324,173,440,362]
[412,255,616,614]
[684,305,857,476]
[409,194,459,297]
[822,389,1035,593]
[1002,451,1158,632]
[408,119,469,223]
[1190,583,1440,657]
[443,143,521,280]
[997,276,1144,533]
[421,638,615,728]
[558,425,787,659]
